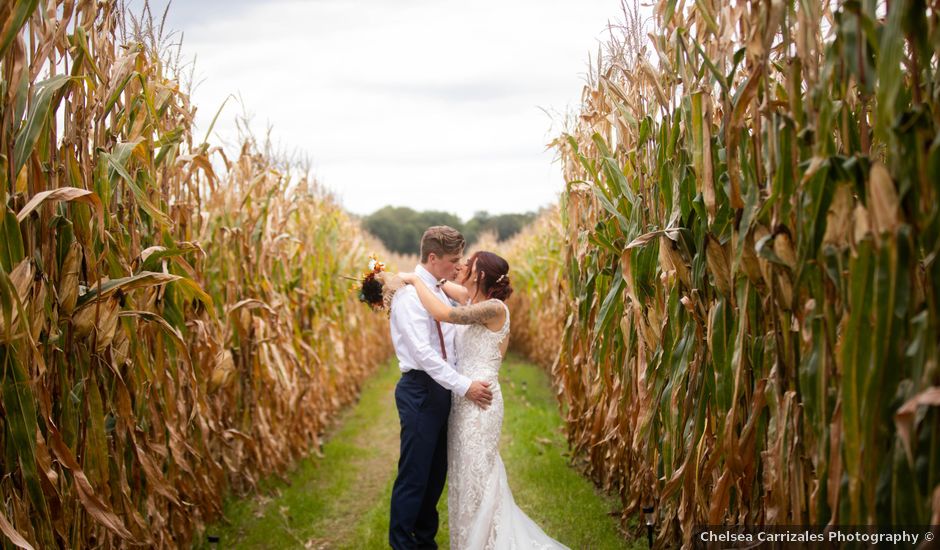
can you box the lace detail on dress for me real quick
[448,300,569,550]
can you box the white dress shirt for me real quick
[390,265,472,396]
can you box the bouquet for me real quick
[354,254,403,312]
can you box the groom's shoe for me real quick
[413,522,439,549]
[413,525,438,550]
[389,530,435,550]
[413,531,438,549]
[388,530,416,550]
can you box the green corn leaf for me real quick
[102,149,171,226]
[0,0,41,60]
[12,75,73,177]
[594,263,624,340]
[1,345,50,526]
[0,207,24,272]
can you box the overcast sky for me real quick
[139,0,623,220]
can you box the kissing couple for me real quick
[385,226,568,549]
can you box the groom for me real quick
[388,225,493,549]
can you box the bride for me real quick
[398,251,569,550]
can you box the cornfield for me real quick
[0,1,390,547]
[509,0,940,545]
[504,208,567,371]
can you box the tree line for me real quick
[361,207,537,255]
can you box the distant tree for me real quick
[362,207,464,255]
[362,207,537,255]
[361,207,416,254]
[417,210,464,236]
[464,211,536,243]
[490,212,537,240]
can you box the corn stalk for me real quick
[0,1,391,547]
[504,207,568,371]
[510,0,940,545]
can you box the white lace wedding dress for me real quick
[447,299,570,549]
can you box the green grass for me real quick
[196,355,640,549]
[498,357,638,549]
[195,360,402,549]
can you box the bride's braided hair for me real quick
[467,251,513,301]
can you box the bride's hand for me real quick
[375,271,404,292]
[397,272,417,284]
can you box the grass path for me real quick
[197,355,640,549]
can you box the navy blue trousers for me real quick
[389,370,451,550]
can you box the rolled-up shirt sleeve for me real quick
[391,289,472,396]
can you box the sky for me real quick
[138,0,624,220]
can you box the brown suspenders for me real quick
[435,320,447,360]
[434,280,448,360]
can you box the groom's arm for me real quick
[390,289,472,397]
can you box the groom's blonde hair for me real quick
[420,226,465,263]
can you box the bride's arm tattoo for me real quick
[447,300,503,325]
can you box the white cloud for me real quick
[143,0,622,219]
